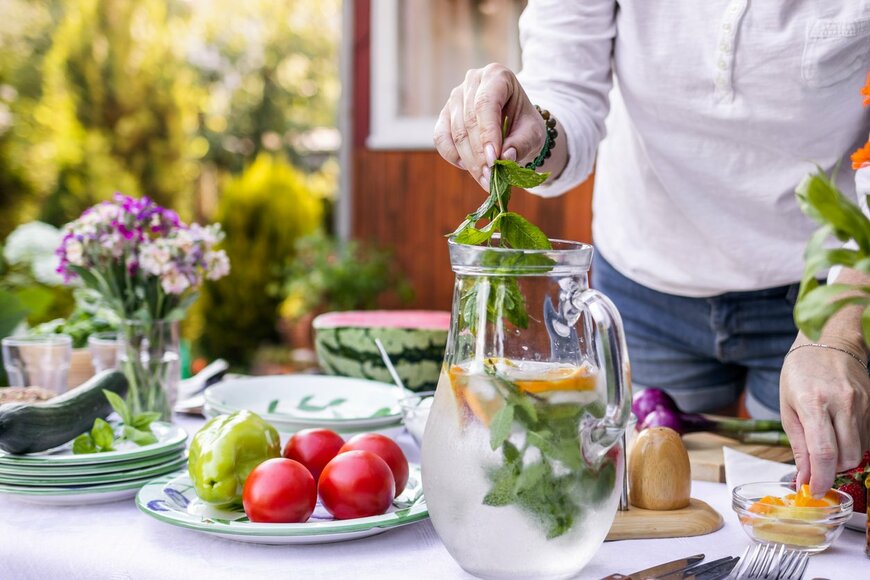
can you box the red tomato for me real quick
[339,433,409,496]
[242,458,316,523]
[283,428,345,482]
[318,450,395,519]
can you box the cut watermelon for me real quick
[312,310,450,392]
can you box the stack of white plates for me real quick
[203,375,404,434]
[0,422,187,505]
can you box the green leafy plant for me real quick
[30,289,118,348]
[276,231,412,322]
[197,154,323,365]
[73,390,160,454]
[481,360,612,539]
[794,170,870,348]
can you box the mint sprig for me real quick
[478,360,614,539]
[451,155,555,331]
[72,390,160,454]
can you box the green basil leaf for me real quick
[499,278,529,329]
[449,193,498,238]
[454,214,504,246]
[799,172,870,252]
[499,213,552,250]
[494,160,550,189]
[91,418,115,451]
[123,425,158,446]
[482,463,519,506]
[489,403,515,451]
[514,460,549,492]
[72,433,97,455]
[793,283,870,340]
[103,389,131,424]
[131,412,161,430]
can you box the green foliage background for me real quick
[0,0,342,367]
[196,154,324,364]
[0,0,340,233]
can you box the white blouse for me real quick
[518,0,870,296]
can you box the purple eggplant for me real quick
[631,388,678,425]
[634,388,785,439]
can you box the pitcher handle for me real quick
[572,288,632,465]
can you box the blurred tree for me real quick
[23,0,203,226]
[185,0,341,174]
[0,0,58,238]
[197,154,324,365]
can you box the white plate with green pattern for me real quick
[201,403,403,437]
[0,472,176,505]
[0,422,187,466]
[203,375,403,429]
[0,448,185,477]
[137,464,428,544]
[0,454,187,486]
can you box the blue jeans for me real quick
[591,254,799,419]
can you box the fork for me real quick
[730,543,809,580]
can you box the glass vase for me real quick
[118,320,180,421]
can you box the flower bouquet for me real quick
[57,194,230,419]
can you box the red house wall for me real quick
[350,0,594,310]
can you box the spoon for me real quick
[373,338,414,398]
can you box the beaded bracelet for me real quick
[525,105,558,170]
[784,343,869,371]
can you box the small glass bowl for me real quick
[732,482,853,553]
[399,390,435,447]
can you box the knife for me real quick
[600,554,705,580]
[657,556,739,580]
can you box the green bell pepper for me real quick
[188,410,281,507]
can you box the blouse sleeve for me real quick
[515,0,618,197]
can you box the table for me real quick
[1,414,865,579]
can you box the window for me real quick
[369,0,526,149]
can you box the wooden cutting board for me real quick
[683,431,793,483]
[606,498,723,541]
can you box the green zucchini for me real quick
[0,370,129,454]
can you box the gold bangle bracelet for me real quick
[784,343,869,371]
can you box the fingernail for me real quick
[503,147,517,162]
[457,160,465,169]
[485,144,496,166]
[481,176,489,190]
[482,166,491,181]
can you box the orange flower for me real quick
[852,140,870,170]
[862,71,870,106]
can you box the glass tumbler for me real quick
[2,335,73,394]
[88,332,119,373]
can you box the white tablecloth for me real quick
[1,415,865,580]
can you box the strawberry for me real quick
[860,450,870,468]
[835,480,866,513]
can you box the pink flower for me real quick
[139,243,172,276]
[160,267,191,295]
[204,250,231,280]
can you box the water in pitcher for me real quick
[422,359,623,579]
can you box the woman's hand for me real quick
[433,63,549,191]
[780,336,870,495]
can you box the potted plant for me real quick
[274,232,412,349]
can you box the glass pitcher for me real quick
[422,237,632,579]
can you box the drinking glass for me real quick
[2,335,73,394]
[88,332,119,373]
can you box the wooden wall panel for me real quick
[351,149,594,310]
